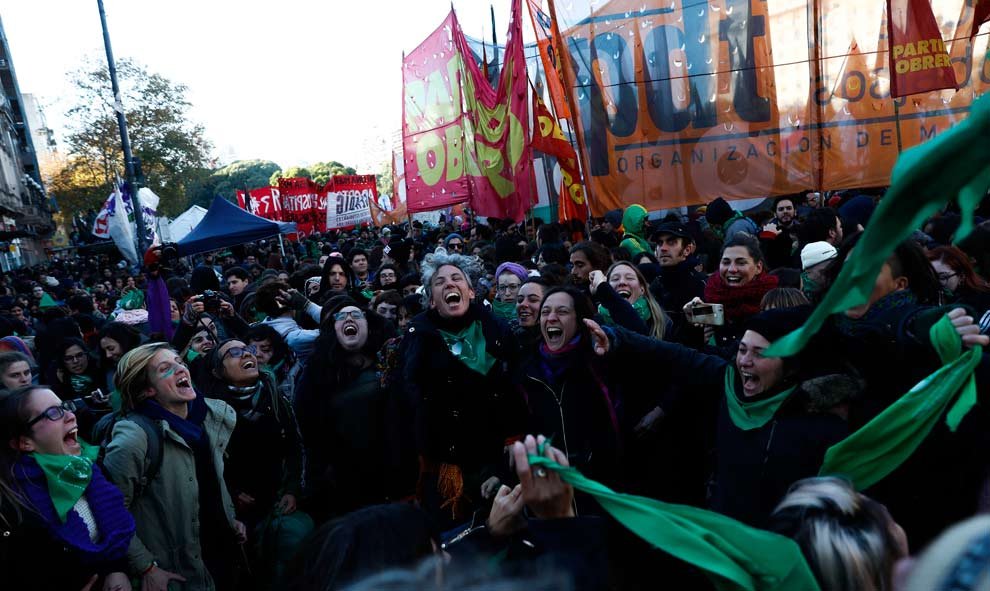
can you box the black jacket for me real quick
[649,260,707,347]
[607,327,849,527]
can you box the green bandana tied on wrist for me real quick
[528,443,821,591]
[32,441,100,523]
[598,297,651,327]
[820,314,983,490]
[766,93,990,358]
[438,320,496,375]
[492,299,517,322]
[723,366,797,430]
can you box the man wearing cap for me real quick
[799,241,838,303]
[650,221,707,347]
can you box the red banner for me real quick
[973,0,990,38]
[887,0,958,97]
[235,187,282,220]
[402,0,534,221]
[277,177,320,236]
[532,95,585,223]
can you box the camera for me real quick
[202,290,221,313]
[687,303,725,326]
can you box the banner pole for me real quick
[278,234,285,258]
[893,98,904,153]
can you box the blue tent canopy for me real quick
[176,196,297,256]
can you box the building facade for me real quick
[0,16,55,269]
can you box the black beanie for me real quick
[744,305,812,346]
[705,197,735,226]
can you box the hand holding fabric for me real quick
[948,307,989,348]
[511,435,575,520]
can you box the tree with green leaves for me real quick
[187,159,282,208]
[269,161,357,186]
[51,58,213,217]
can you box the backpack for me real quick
[92,411,164,497]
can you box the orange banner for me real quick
[551,0,990,214]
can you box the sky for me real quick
[0,0,524,174]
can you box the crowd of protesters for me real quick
[1,189,990,591]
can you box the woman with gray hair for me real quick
[395,248,525,529]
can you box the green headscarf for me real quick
[723,366,798,431]
[819,314,982,490]
[32,441,100,523]
[529,443,821,591]
[438,320,496,375]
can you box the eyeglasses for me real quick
[447,243,464,251]
[334,309,365,322]
[937,272,958,284]
[63,352,87,364]
[221,345,257,361]
[497,283,521,293]
[25,400,77,428]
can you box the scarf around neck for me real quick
[137,394,208,449]
[492,299,517,322]
[704,272,779,323]
[31,441,99,522]
[538,335,583,385]
[16,447,135,564]
[723,365,798,430]
[438,320,496,375]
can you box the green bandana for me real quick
[438,320,496,375]
[31,441,99,523]
[598,297,651,327]
[492,299,517,322]
[723,366,797,431]
[819,315,982,490]
[184,348,202,363]
[767,94,990,357]
[119,290,145,310]
[528,443,821,591]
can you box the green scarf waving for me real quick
[820,314,983,490]
[597,297,651,327]
[767,93,990,358]
[529,443,821,591]
[438,320,496,375]
[32,441,100,523]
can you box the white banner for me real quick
[326,188,373,230]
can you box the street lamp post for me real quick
[96,0,148,256]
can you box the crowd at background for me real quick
[1,187,990,591]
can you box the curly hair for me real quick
[419,248,484,302]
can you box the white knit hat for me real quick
[800,241,838,270]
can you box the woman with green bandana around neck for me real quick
[0,386,135,590]
[589,261,668,340]
[399,248,525,530]
[588,305,854,528]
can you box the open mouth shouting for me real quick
[724,274,745,286]
[175,374,195,398]
[740,371,761,396]
[544,325,565,349]
[342,323,359,337]
[63,427,80,451]
[616,288,632,300]
[241,358,257,370]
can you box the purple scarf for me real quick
[14,457,135,564]
[146,275,175,340]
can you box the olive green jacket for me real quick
[103,399,237,590]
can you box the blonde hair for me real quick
[771,477,902,591]
[114,342,173,412]
[605,261,667,340]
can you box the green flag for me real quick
[819,315,982,490]
[766,94,990,357]
[529,448,821,591]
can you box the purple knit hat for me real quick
[495,262,528,283]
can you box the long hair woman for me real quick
[0,386,135,590]
[101,343,243,591]
[595,260,669,340]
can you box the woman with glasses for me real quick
[202,339,309,586]
[53,338,111,439]
[0,386,135,591]
[928,245,990,333]
[101,343,245,591]
[295,298,393,521]
[492,262,528,324]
